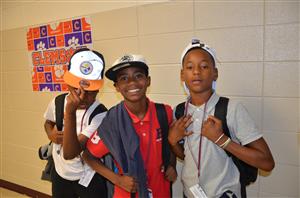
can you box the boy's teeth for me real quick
[128,89,139,93]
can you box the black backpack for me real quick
[174,97,257,198]
[39,93,107,182]
[155,103,173,198]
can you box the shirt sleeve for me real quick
[86,131,110,158]
[227,101,263,145]
[43,98,55,122]
[81,111,107,138]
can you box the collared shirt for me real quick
[180,92,262,198]
[86,100,173,198]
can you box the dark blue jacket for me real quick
[98,102,149,198]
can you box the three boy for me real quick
[56,39,274,198]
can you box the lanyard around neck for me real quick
[186,98,208,179]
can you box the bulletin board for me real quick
[27,17,93,92]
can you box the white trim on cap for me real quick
[112,63,131,71]
[112,54,147,67]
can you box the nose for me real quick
[192,65,201,74]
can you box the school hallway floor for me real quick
[0,188,30,198]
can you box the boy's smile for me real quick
[115,66,150,103]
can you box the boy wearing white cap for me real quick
[168,39,275,198]
[43,48,108,197]
[82,54,177,198]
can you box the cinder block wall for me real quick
[0,1,299,197]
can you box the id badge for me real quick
[189,184,207,198]
[79,163,96,187]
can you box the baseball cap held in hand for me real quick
[63,48,105,91]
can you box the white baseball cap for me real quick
[63,48,105,91]
[105,54,149,82]
[181,38,217,67]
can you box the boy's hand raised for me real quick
[168,115,193,146]
[66,85,86,114]
[202,115,223,143]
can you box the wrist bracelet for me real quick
[219,137,231,149]
[214,133,224,144]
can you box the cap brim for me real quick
[105,61,148,82]
[63,71,104,91]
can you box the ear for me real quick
[213,68,218,81]
[114,82,120,92]
[180,69,185,82]
[146,76,151,87]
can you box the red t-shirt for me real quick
[86,101,173,198]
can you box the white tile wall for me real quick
[265,1,299,25]
[195,1,263,29]
[247,189,259,198]
[2,6,25,32]
[94,37,139,67]
[2,28,27,51]
[98,92,123,109]
[265,23,299,61]
[92,7,138,40]
[138,1,193,35]
[217,62,263,96]
[2,71,32,93]
[263,98,298,132]
[260,163,299,197]
[264,61,299,97]
[264,131,299,166]
[195,26,263,62]
[140,31,194,64]
[2,138,47,166]
[2,50,29,72]
[2,1,144,31]
[2,92,54,112]
[148,64,182,94]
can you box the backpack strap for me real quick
[55,93,68,131]
[155,103,173,198]
[88,103,107,125]
[174,102,185,120]
[155,103,170,170]
[214,97,230,137]
[214,96,253,198]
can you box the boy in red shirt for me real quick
[83,54,177,198]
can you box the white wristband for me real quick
[214,133,224,144]
[219,137,231,149]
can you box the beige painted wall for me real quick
[1,1,299,197]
